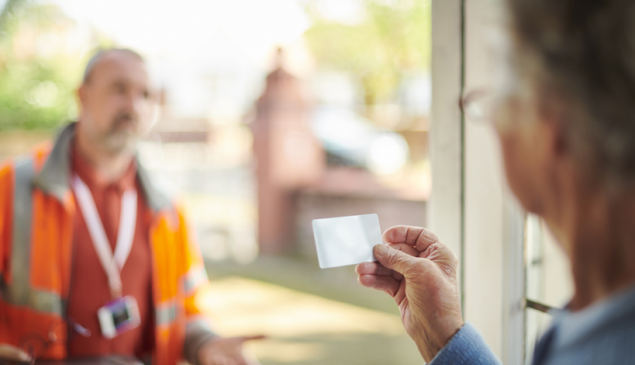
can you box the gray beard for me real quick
[101,129,139,155]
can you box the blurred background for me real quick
[0,0,575,363]
[0,0,430,363]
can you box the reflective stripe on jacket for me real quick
[0,123,214,364]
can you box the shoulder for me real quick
[583,314,635,360]
[547,308,635,365]
[0,141,53,178]
[0,159,13,182]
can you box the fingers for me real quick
[383,226,440,253]
[356,261,392,275]
[373,243,419,275]
[233,335,266,343]
[358,274,401,297]
[356,261,403,280]
[208,355,236,365]
[230,336,264,365]
[356,242,417,280]
[200,336,265,365]
[387,242,420,257]
[0,345,31,362]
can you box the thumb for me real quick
[373,244,418,275]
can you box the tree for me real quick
[304,0,431,105]
[0,1,84,130]
[0,0,22,35]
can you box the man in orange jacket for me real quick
[0,48,261,365]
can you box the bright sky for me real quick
[44,0,320,118]
[50,0,311,65]
[33,0,371,118]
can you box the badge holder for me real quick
[97,296,141,339]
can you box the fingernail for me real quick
[19,352,31,362]
[374,244,388,255]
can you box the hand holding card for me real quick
[312,214,382,268]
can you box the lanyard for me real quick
[72,175,137,298]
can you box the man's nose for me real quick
[123,92,148,114]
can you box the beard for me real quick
[102,112,141,154]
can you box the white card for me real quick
[312,214,382,269]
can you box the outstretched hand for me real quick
[356,226,464,363]
[0,345,31,363]
[198,335,265,365]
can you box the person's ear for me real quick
[77,83,88,107]
[537,98,568,163]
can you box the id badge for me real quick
[97,296,141,339]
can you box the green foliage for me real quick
[305,0,431,105]
[0,1,84,131]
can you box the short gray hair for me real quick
[506,0,635,190]
[83,48,144,83]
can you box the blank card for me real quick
[312,214,382,269]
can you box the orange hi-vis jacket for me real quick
[0,124,216,364]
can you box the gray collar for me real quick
[34,123,173,212]
[552,284,635,350]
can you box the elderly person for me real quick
[357,0,635,364]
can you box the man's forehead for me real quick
[85,51,149,85]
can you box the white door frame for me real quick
[429,0,525,363]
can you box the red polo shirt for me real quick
[67,142,154,357]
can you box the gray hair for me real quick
[506,0,635,190]
[83,48,145,83]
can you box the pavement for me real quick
[209,247,561,365]
[201,273,423,365]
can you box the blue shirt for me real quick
[429,285,635,365]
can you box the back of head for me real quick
[505,0,635,191]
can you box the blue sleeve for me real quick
[428,322,502,365]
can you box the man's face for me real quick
[78,52,156,154]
